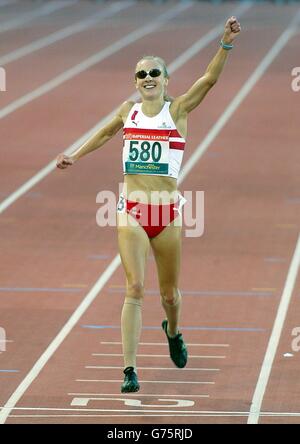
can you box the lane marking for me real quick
[248,234,300,424]
[0,2,192,121]
[0,1,251,215]
[71,397,195,408]
[90,354,226,359]
[0,1,134,66]
[100,341,230,347]
[252,288,277,291]
[0,1,78,34]
[5,414,245,418]
[0,287,83,293]
[2,408,300,418]
[68,393,209,398]
[0,254,121,424]
[63,284,88,288]
[286,197,300,204]
[264,258,286,263]
[1,408,242,414]
[88,255,110,260]
[6,413,300,419]
[76,380,215,385]
[109,288,275,297]
[0,3,253,423]
[4,407,300,417]
[84,366,220,371]
[83,325,265,332]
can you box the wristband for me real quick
[220,40,233,50]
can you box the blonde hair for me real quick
[135,55,174,102]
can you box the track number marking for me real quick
[71,397,194,408]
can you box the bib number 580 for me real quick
[129,140,162,162]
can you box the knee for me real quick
[160,285,180,306]
[127,281,144,300]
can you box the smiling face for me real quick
[135,58,169,101]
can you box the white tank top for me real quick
[122,101,186,179]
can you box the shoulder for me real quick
[117,100,136,122]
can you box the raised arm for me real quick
[56,101,134,169]
[175,17,241,115]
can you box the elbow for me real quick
[207,76,218,87]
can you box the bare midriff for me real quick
[123,174,179,204]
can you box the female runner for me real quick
[57,17,241,393]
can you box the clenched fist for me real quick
[56,153,75,170]
[223,17,241,44]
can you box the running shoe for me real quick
[121,367,140,393]
[162,319,188,368]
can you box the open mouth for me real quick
[143,83,156,89]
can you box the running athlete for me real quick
[56,17,241,393]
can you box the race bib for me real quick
[123,133,169,175]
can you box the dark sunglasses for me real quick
[135,68,162,80]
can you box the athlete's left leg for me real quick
[150,219,187,368]
[150,220,182,337]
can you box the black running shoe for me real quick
[121,367,140,393]
[162,320,188,368]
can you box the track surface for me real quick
[0,0,299,424]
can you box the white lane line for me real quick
[0,2,191,121]
[91,354,225,359]
[67,393,209,398]
[76,380,215,385]
[0,1,134,66]
[85,366,220,371]
[0,1,251,215]
[7,414,244,418]
[248,234,300,424]
[0,408,236,414]
[5,408,300,416]
[2,412,247,419]
[0,1,78,33]
[9,410,300,418]
[0,3,251,424]
[100,341,230,347]
[0,254,121,424]
[6,413,300,419]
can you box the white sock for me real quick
[121,298,142,370]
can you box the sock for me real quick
[121,298,142,370]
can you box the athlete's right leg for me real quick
[117,212,150,375]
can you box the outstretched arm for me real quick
[56,101,134,169]
[176,17,241,114]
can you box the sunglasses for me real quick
[135,68,162,80]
